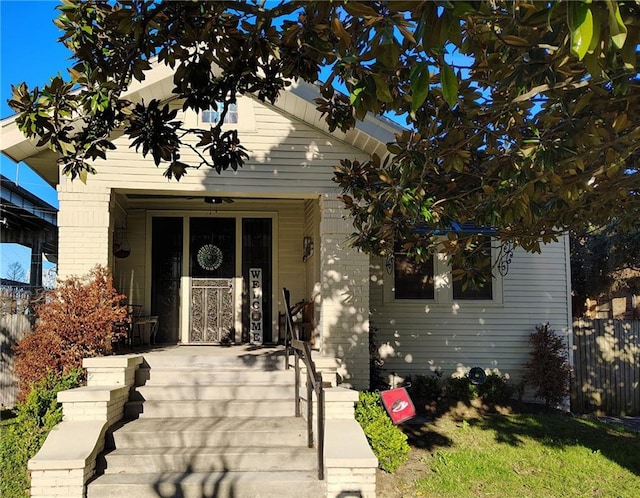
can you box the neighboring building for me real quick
[0,63,572,390]
[0,174,58,288]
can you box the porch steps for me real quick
[87,349,326,498]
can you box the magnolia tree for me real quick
[8,0,640,277]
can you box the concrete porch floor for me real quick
[117,343,288,358]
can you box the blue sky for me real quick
[1,0,68,207]
[1,1,67,281]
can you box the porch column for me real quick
[57,180,113,279]
[318,194,370,390]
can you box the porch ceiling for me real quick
[117,191,313,211]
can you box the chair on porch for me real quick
[148,315,159,345]
[127,304,143,346]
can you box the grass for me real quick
[377,404,640,498]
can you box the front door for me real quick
[151,213,275,344]
[189,218,236,343]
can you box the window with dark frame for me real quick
[394,252,435,300]
[392,235,496,301]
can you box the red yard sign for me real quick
[380,387,416,424]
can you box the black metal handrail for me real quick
[283,288,324,480]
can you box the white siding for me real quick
[112,209,146,307]
[69,95,368,197]
[370,238,571,385]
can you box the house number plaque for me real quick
[249,268,263,345]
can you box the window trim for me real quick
[200,102,238,125]
[383,242,503,307]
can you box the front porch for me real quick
[28,345,377,497]
[57,187,372,389]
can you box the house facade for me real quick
[1,63,573,391]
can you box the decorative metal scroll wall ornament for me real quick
[497,241,514,276]
[113,227,131,258]
[385,253,395,274]
[197,244,223,271]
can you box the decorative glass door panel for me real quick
[190,278,234,343]
[189,218,236,343]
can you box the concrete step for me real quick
[101,446,317,474]
[130,384,293,401]
[109,417,307,448]
[124,399,295,419]
[87,471,325,498]
[140,351,288,370]
[135,367,294,386]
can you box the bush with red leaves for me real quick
[13,265,129,402]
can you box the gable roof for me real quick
[1,62,402,187]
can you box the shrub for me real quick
[0,370,82,498]
[355,391,409,473]
[477,373,513,405]
[444,376,478,402]
[13,265,128,402]
[525,323,571,407]
[406,373,443,402]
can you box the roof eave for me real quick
[1,61,403,185]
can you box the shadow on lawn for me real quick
[403,424,454,451]
[471,412,640,476]
[407,397,640,478]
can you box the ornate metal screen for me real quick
[190,278,234,343]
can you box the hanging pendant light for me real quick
[113,226,131,258]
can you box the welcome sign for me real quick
[249,268,263,345]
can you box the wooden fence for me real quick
[572,319,640,416]
[0,286,39,408]
[1,314,32,408]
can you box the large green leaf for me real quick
[607,0,628,49]
[568,2,593,60]
[372,74,393,103]
[440,61,458,108]
[410,61,430,112]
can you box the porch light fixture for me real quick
[204,196,223,204]
[303,236,314,262]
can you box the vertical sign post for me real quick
[249,268,263,345]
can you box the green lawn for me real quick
[377,409,640,498]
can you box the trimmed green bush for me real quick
[444,376,478,402]
[477,373,513,405]
[0,369,82,498]
[407,373,443,402]
[444,373,513,405]
[355,391,410,473]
